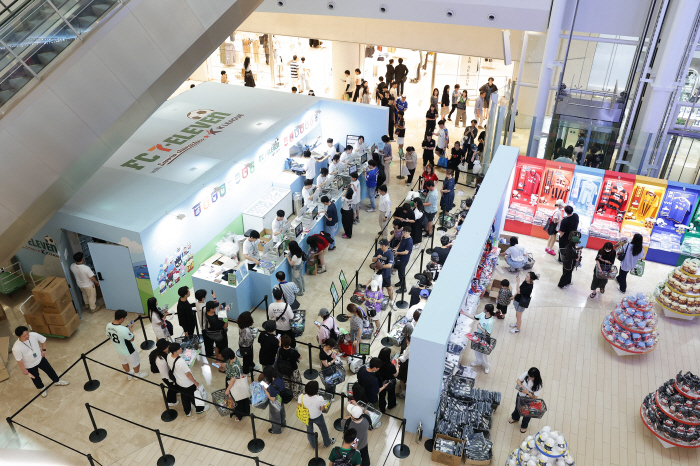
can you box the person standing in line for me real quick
[448,141,464,185]
[220,70,229,84]
[268,287,295,346]
[377,347,398,413]
[343,70,356,100]
[545,200,565,256]
[455,90,468,127]
[425,103,438,136]
[147,297,172,341]
[258,320,280,369]
[404,146,417,185]
[107,309,148,380]
[371,239,395,310]
[299,380,336,449]
[395,335,410,398]
[377,185,391,239]
[357,358,389,411]
[393,227,413,293]
[194,289,213,333]
[396,95,408,122]
[474,90,486,128]
[394,57,408,95]
[421,133,436,167]
[287,241,306,294]
[316,308,339,345]
[289,55,300,89]
[375,77,387,104]
[12,326,69,397]
[341,186,355,239]
[278,334,303,397]
[168,342,210,416]
[243,230,262,270]
[70,252,100,312]
[350,171,361,224]
[470,304,495,373]
[387,97,396,140]
[616,233,645,293]
[447,84,461,121]
[590,242,616,298]
[381,135,393,185]
[440,169,456,212]
[328,428,361,466]
[203,301,228,363]
[150,339,178,406]
[422,163,439,188]
[389,82,399,100]
[222,348,250,421]
[176,286,197,339]
[557,206,579,262]
[352,68,363,102]
[557,237,581,289]
[348,304,365,354]
[276,271,300,309]
[319,337,340,395]
[237,311,256,374]
[364,161,379,212]
[509,368,543,433]
[344,404,377,466]
[422,181,439,236]
[434,119,449,163]
[243,57,255,88]
[429,88,439,109]
[322,196,339,249]
[299,57,310,92]
[510,272,538,334]
[385,58,395,88]
[395,111,406,153]
[440,85,451,120]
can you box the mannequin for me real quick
[365,279,384,335]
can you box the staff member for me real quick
[70,252,100,312]
[322,196,338,249]
[13,326,69,397]
[272,210,286,243]
[243,230,261,270]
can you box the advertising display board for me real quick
[566,166,604,247]
[619,175,667,251]
[587,171,637,251]
[530,161,576,239]
[504,157,546,235]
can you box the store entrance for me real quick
[88,242,143,314]
[546,115,617,168]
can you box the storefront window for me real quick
[674,105,700,129]
[678,51,700,102]
[662,135,700,184]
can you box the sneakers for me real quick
[484,367,490,374]
[396,392,406,399]
[187,412,192,417]
[197,404,210,414]
[318,267,327,274]
[55,380,70,386]
[374,329,381,337]
[413,245,420,250]
[470,362,480,367]
[168,401,180,407]
[41,390,48,398]
[367,208,376,212]
[510,328,520,333]
[328,438,337,447]
[391,302,398,310]
[134,372,149,379]
[127,370,134,381]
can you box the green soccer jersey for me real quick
[106,322,136,356]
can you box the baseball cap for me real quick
[555,199,565,206]
[347,404,364,419]
[570,236,581,244]
[420,289,430,298]
[431,252,439,261]
[263,320,276,332]
[378,239,389,246]
[318,308,330,318]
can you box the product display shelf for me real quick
[504,426,575,466]
[601,294,659,356]
[654,259,700,319]
[640,371,700,449]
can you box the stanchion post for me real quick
[255,457,260,466]
[414,248,425,280]
[392,419,411,458]
[138,315,155,350]
[264,295,269,312]
[87,454,96,466]
[381,312,393,347]
[155,429,175,466]
[303,343,319,380]
[248,415,265,453]
[355,270,359,290]
[85,404,107,443]
[160,383,178,422]
[308,432,325,466]
[426,227,436,254]
[334,393,345,431]
[397,154,405,180]
[6,417,16,436]
[396,283,408,309]
[81,354,100,392]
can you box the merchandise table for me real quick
[191,261,253,320]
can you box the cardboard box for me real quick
[49,313,80,337]
[43,303,77,326]
[497,235,511,254]
[258,228,274,251]
[0,336,9,382]
[24,300,47,327]
[41,289,73,313]
[487,276,506,299]
[464,458,491,465]
[32,277,69,304]
[31,323,51,335]
[431,434,465,466]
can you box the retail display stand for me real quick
[601,293,659,356]
[587,170,636,251]
[504,157,547,236]
[654,258,700,320]
[530,161,575,240]
[504,426,576,465]
[641,371,700,449]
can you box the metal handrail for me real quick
[0,0,33,29]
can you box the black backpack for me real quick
[273,378,294,404]
[320,230,335,245]
[275,347,296,377]
[322,322,339,342]
[332,447,357,466]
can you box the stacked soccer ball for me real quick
[601,293,659,353]
[655,259,700,316]
[505,426,575,465]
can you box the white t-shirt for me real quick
[351,180,361,205]
[268,302,294,331]
[155,355,173,382]
[354,142,368,154]
[345,75,356,92]
[316,174,329,188]
[298,394,327,419]
[407,303,425,320]
[517,372,543,398]
[302,187,314,206]
[329,161,345,175]
[12,332,46,369]
[272,218,285,243]
[339,151,351,164]
[289,254,303,266]
[378,193,391,213]
[168,354,194,387]
[243,239,260,265]
[323,144,336,157]
[70,263,94,288]
[106,322,136,356]
[305,157,316,180]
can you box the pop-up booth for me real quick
[15,84,388,318]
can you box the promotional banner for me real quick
[567,166,604,246]
[646,182,700,265]
[531,161,575,239]
[619,176,667,249]
[504,157,546,235]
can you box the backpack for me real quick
[332,447,357,466]
[275,347,295,377]
[273,378,294,404]
[323,321,339,342]
[320,230,335,245]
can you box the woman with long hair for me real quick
[236,311,255,373]
[430,88,439,108]
[422,162,438,189]
[509,367,543,433]
[377,347,398,412]
[150,339,178,406]
[243,57,255,87]
[147,297,172,341]
[410,199,426,245]
[510,271,538,334]
[616,233,645,293]
[341,186,355,239]
[347,303,365,354]
[222,347,250,420]
[425,103,438,135]
[590,241,616,298]
[361,81,371,104]
[287,240,305,295]
[440,85,450,119]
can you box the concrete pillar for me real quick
[331,42,362,99]
[528,0,570,157]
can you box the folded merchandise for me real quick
[447,376,475,400]
[291,310,306,337]
[386,317,408,346]
[456,365,478,379]
[434,437,463,456]
[463,432,492,461]
[681,237,700,257]
[251,382,268,408]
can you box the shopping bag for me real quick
[194,385,207,407]
[630,259,645,277]
[251,382,269,408]
[296,395,310,425]
[401,164,410,177]
[231,376,251,401]
[457,162,469,172]
[472,160,482,174]
[437,156,449,168]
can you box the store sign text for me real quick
[283,114,319,147]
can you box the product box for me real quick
[497,235,511,254]
[24,299,47,327]
[487,276,506,299]
[49,313,81,338]
[0,336,10,382]
[41,289,73,313]
[464,458,491,465]
[258,228,274,251]
[43,303,77,327]
[431,434,465,466]
[32,277,69,304]
[31,323,51,335]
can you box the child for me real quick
[425,252,442,281]
[495,279,512,319]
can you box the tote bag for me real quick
[231,376,251,401]
[472,160,482,174]
[296,395,310,425]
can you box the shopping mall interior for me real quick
[1,0,700,465]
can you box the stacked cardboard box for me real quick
[29,277,80,337]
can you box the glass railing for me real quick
[0,0,120,108]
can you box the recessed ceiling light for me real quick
[487,13,497,22]
[327,2,335,10]
[379,4,388,13]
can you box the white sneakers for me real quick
[168,401,180,407]
[198,404,211,414]
[127,371,134,381]
[55,380,70,386]
[484,367,490,374]
[41,390,47,398]
[470,362,481,367]
[134,372,149,379]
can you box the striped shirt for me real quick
[290,61,299,78]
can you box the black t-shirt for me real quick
[396,118,406,137]
[408,287,422,307]
[177,299,196,331]
[205,312,224,331]
[433,246,450,265]
[381,96,389,107]
[426,109,437,121]
[422,139,436,157]
[394,207,414,228]
[320,348,334,367]
[518,282,533,298]
[258,332,279,366]
[279,347,299,371]
[378,361,397,383]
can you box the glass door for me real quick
[661,135,700,184]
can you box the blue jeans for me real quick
[366,186,377,209]
[307,414,332,448]
[325,223,338,249]
[505,257,527,270]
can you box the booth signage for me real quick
[23,235,59,257]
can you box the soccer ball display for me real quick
[186,109,214,120]
[44,235,55,245]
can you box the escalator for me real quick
[0,0,263,263]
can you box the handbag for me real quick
[204,314,225,342]
[194,385,207,407]
[296,395,310,425]
[515,294,531,308]
[472,160,482,174]
[437,156,449,168]
[630,259,645,277]
[401,164,410,177]
[231,376,251,401]
[617,244,628,261]
[457,161,469,172]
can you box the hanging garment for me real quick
[669,196,692,223]
[606,186,628,212]
[224,43,235,65]
[597,180,612,213]
[523,169,541,196]
[578,180,598,207]
[638,191,660,219]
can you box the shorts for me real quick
[118,351,141,368]
[397,137,405,145]
[373,310,382,322]
[425,211,436,222]
[496,303,508,314]
[382,275,392,290]
[514,302,526,313]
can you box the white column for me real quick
[331,42,362,99]
[527,0,570,157]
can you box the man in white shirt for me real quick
[353,136,368,154]
[377,184,391,239]
[268,286,296,346]
[316,167,330,189]
[344,70,356,100]
[106,309,148,380]
[243,230,262,270]
[322,138,337,158]
[70,252,100,312]
[12,326,69,397]
[339,145,353,164]
[301,179,315,206]
[167,342,209,416]
[304,151,316,181]
[433,120,449,154]
[329,154,344,176]
[271,210,286,243]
